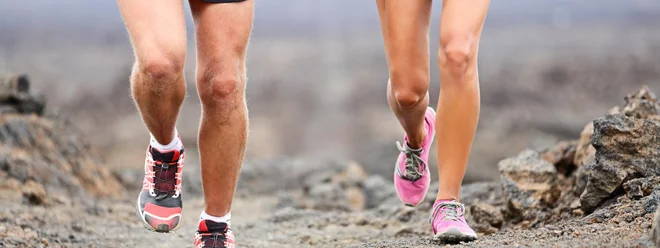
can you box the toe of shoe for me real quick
[394,181,428,206]
[143,214,181,232]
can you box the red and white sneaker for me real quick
[194,219,235,248]
[136,146,184,233]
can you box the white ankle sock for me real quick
[200,211,231,224]
[150,129,182,151]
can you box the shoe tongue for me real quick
[150,147,181,161]
[433,199,457,209]
[199,220,228,233]
[151,147,181,194]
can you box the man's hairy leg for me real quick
[189,0,254,217]
[117,0,187,144]
[118,0,187,233]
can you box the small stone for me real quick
[354,217,368,226]
[72,223,83,232]
[623,177,660,199]
[621,85,659,118]
[86,205,107,216]
[570,199,581,209]
[573,209,584,216]
[299,235,311,244]
[22,180,47,205]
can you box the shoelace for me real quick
[429,201,465,223]
[153,160,178,201]
[197,226,230,248]
[205,232,224,248]
[396,141,426,181]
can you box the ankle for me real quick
[200,211,231,224]
[407,130,427,149]
[435,194,459,203]
[150,129,182,151]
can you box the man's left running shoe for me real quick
[136,146,185,233]
[194,219,235,248]
[429,200,477,242]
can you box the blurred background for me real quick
[1,0,659,183]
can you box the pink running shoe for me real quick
[429,200,477,242]
[394,107,435,207]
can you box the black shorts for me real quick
[203,0,246,3]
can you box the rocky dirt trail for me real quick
[1,75,659,247]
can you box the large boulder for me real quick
[579,86,660,213]
[579,114,660,213]
[498,149,560,223]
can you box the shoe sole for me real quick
[434,234,477,243]
[135,196,182,233]
[399,107,436,208]
[433,227,477,243]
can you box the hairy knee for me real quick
[139,55,184,81]
[131,53,185,101]
[438,32,475,80]
[198,73,245,113]
[390,68,428,108]
[135,54,185,95]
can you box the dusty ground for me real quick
[1,190,655,248]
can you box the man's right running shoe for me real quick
[136,145,185,233]
[194,219,235,248]
[393,107,436,207]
